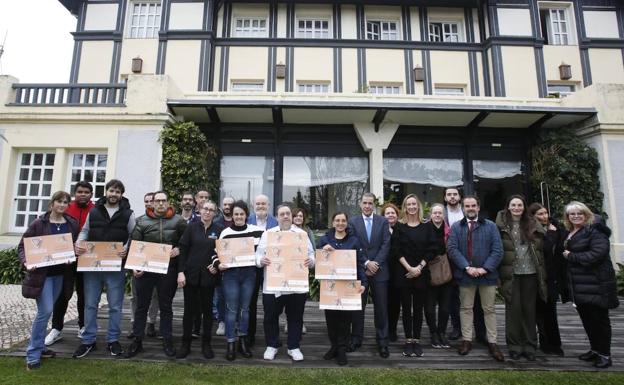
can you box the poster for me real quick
[314,249,357,280]
[23,233,76,269]
[319,280,362,310]
[125,241,172,274]
[264,232,310,292]
[216,237,256,268]
[77,241,124,272]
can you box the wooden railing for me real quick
[10,83,127,106]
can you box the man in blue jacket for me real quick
[447,195,504,362]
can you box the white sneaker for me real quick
[287,348,304,361]
[77,327,85,338]
[284,323,288,333]
[302,323,307,334]
[216,322,225,336]
[44,329,62,346]
[263,346,278,360]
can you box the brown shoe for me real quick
[488,343,505,362]
[458,340,472,355]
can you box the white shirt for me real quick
[447,206,464,227]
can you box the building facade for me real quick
[1,0,624,259]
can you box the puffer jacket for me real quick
[495,210,547,303]
[131,206,187,270]
[565,222,619,309]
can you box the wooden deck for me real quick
[3,290,624,371]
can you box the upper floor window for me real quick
[428,22,463,42]
[234,18,268,37]
[297,19,330,39]
[434,85,466,96]
[369,84,401,95]
[129,2,161,38]
[366,21,399,41]
[297,83,330,93]
[539,4,573,45]
[231,81,264,92]
[547,83,575,98]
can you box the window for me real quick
[220,156,274,206]
[539,5,572,45]
[128,2,161,39]
[234,18,268,37]
[297,19,330,39]
[547,83,575,98]
[366,21,399,40]
[12,152,55,231]
[428,22,462,42]
[68,153,108,199]
[369,84,401,95]
[231,82,264,92]
[434,85,466,96]
[297,83,330,93]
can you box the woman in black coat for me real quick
[562,201,619,369]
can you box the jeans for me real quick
[222,266,256,342]
[133,267,178,340]
[82,271,126,345]
[27,275,64,364]
[212,284,225,322]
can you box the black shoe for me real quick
[191,330,200,339]
[126,331,135,339]
[522,352,536,361]
[448,328,461,341]
[73,343,96,358]
[125,338,143,358]
[238,338,252,358]
[324,346,337,360]
[379,346,390,358]
[389,330,398,342]
[402,342,414,357]
[542,346,565,356]
[176,341,191,359]
[431,332,442,348]
[439,334,451,349]
[146,323,156,338]
[41,349,56,359]
[509,351,521,360]
[594,355,612,369]
[26,362,41,371]
[107,341,124,357]
[163,339,176,357]
[579,350,599,361]
[336,347,348,366]
[412,342,423,357]
[226,342,236,361]
[202,342,214,359]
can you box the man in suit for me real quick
[349,192,392,358]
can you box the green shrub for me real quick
[0,247,24,284]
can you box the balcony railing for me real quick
[10,83,126,106]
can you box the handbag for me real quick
[429,253,452,286]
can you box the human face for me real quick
[430,206,444,226]
[181,194,194,211]
[333,214,348,233]
[200,202,217,223]
[445,189,460,207]
[105,187,123,206]
[508,198,525,219]
[51,198,69,216]
[405,197,420,217]
[254,195,269,218]
[277,206,292,230]
[74,186,93,207]
[360,196,375,217]
[222,198,234,216]
[195,191,209,209]
[293,211,304,227]
[153,193,169,216]
[232,207,247,226]
[383,207,398,227]
[534,208,549,226]
[463,198,480,220]
[144,194,153,210]
[567,210,586,229]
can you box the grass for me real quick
[1,357,624,385]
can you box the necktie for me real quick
[467,221,475,262]
[365,217,372,242]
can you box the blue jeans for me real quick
[212,284,225,322]
[82,271,126,345]
[222,266,256,342]
[27,275,63,364]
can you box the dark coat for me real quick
[18,213,80,299]
[565,223,619,309]
[87,196,133,242]
[348,214,391,282]
[542,219,570,303]
[178,221,224,287]
[318,227,368,286]
[391,221,437,289]
[495,211,548,303]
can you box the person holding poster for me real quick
[175,200,223,359]
[318,212,367,366]
[126,191,187,358]
[217,200,264,361]
[256,204,315,362]
[19,191,79,370]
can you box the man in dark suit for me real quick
[348,192,392,358]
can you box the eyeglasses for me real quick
[153,199,167,204]
[568,212,585,217]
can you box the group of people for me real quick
[18,181,619,370]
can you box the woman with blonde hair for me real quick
[562,201,618,368]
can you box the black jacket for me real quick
[87,196,133,242]
[318,227,368,286]
[178,221,224,287]
[542,220,570,303]
[565,222,619,309]
[391,221,437,289]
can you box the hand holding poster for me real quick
[264,232,310,292]
[319,280,362,310]
[314,249,357,279]
[23,233,76,269]
[216,237,256,268]
[77,241,123,272]
[125,241,172,274]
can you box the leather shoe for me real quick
[238,338,252,358]
[163,339,176,357]
[594,355,612,369]
[458,340,472,355]
[336,347,348,366]
[202,342,214,359]
[488,343,505,362]
[125,338,143,358]
[379,346,389,358]
[323,346,337,360]
[176,341,191,359]
[579,350,598,361]
[226,342,236,361]
[509,351,521,360]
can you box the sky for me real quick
[0,0,76,82]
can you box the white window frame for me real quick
[11,152,56,233]
[297,82,331,93]
[128,1,162,39]
[538,2,576,45]
[296,18,331,39]
[434,85,466,96]
[67,152,108,200]
[368,84,402,95]
[366,20,400,41]
[231,81,265,92]
[547,83,575,98]
[233,17,268,37]
[428,21,464,42]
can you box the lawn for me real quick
[1,357,623,385]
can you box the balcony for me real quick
[10,83,127,106]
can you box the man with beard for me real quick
[73,179,135,358]
[213,196,235,337]
[447,196,504,362]
[219,197,234,228]
[180,191,199,224]
[45,181,95,346]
